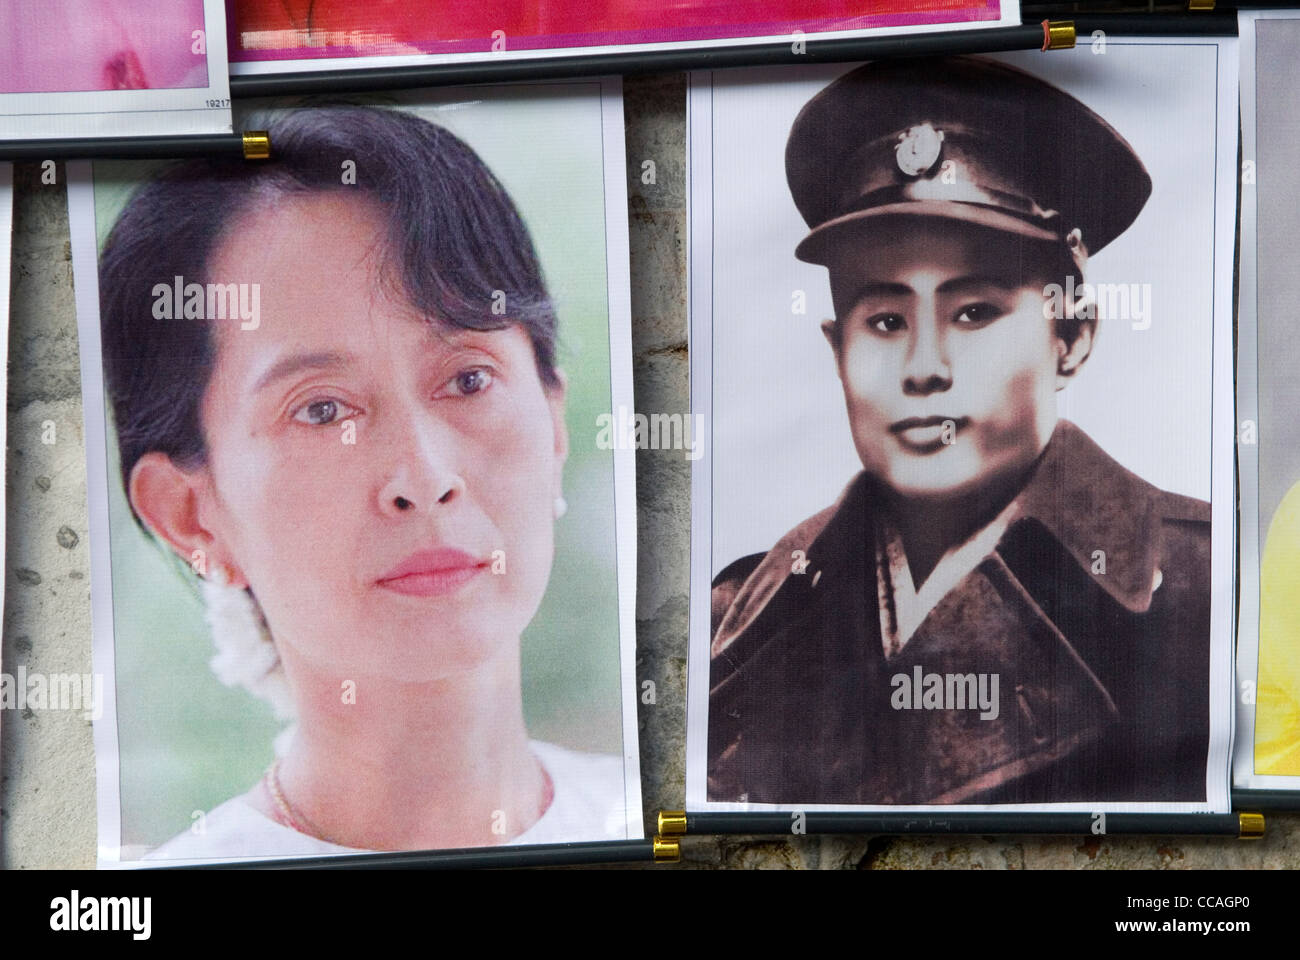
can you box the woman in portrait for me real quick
[96,104,627,857]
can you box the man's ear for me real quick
[546,370,569,494]
[1056,317,1096,386]
[821,318,842,362]
[128,452,247,587]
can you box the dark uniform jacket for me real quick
[708,419,1212,805]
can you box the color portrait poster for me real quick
[1234,10,1300,793]
[0,1,231,139]
[69,79,642,865]
[685,40,1238,814]
[226,0,1021,76]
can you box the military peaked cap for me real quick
[785,56,1152,265]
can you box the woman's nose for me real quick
[376,413,466,517]
[901,311,953,396]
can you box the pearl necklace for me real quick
[261,757,558,846]
[263,759,338,845]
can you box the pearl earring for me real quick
[554,495,568,519]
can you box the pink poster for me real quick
[0,1,230,139]
[228,0,1020,75]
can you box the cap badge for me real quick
[895,123,944,177]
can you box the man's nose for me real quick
[902,309,953,396]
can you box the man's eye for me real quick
[292,398,356,426]
[954,303,1004,326]
[868,314,907,333]
[440,367,495,397]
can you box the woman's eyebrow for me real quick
[251,350,354,393]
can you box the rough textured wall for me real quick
[3,73,1295,869]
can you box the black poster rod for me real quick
[226,21,1060,100]
[163,838,675,870]
[661,810,1262,838]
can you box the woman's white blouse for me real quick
[143,742,631,862]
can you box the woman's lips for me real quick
[376,548,489,598]
[889,416,969,452]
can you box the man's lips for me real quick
[889,416,969,451]
[376,548,490,598]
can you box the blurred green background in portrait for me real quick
[92,83,624,854]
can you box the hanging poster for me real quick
[0,1,232,139]
[686,40,1238,813]
[227,0,1022,76]
[1234,9,1300,793]
[69,79,642,864]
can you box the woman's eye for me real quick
[868,314,907,334]
[440,367,495,397]
[954,302,1004,326]
[291,398,355,426]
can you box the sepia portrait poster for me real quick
[70,79,642,864]
[686,40,1237,813]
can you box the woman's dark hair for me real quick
[99,104,559,529]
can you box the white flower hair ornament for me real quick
[201,565,298,756]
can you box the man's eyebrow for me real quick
[936,276,1023,294]
[844,281,912,304]
[844,276,1023,306]
[252,351,354,393]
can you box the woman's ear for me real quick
[545,370,569,493]
[128,452,247,587]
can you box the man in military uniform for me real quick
[707,56,1212,805]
